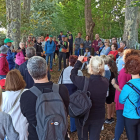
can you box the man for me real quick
[20,56,69,140]
[19,47,51,88]
[120,41,127,50]
[66,31,73,41]
[45,34,49,41]
[26,36,34,47]
[44,35,56,72]
[112,37,120,49]
[58,31,63,41]
[34,37,43,56]
[74,32,84,56]
[91,34,101,56]
[68,35,73,55]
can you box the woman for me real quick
[58,55,83,133]
[0,87,19,140]
[70,56,109,140]
[100,39,111,56]
[119,55,140,140]
[84,35,91,52]
[53,36,59,65]
[34,37,43,57]
[2,69,28,140]
[40,36,46,51]
[32,37,37,44]
[108,43,118,61]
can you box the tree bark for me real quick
[6,0,21,49]
[123,0,139,49]
[85,0,95,41]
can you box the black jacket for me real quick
[34,42,43,56]
[70,61,109,120]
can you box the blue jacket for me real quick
[44,41,56,54]
[78,48,85,56]
[119,78,140,119]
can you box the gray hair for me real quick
[27,56,47,80]
[19,42,25,46]
[26,47,36,58]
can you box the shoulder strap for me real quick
[30,86,42,97]
[58,69,65,84]
[52,84,59,93]
[83,77,89,92]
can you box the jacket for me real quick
[115,68,131,110]
[68,38,73,48]
[84,40,91,50]
[15,51,26,66]
[2,89,28,140]
[0,54,9,75]
[119,78,140,119]
[74,38,84,50]
[78,48,85,56]
[70,61,109,120]
[0,112,19,140]
[34,42,43,56]
[44,40,56,54]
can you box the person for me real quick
[66,31,73,41]
[32,37,37,44]
[45,34,49,41]
[4,38,16,70]
[68,35,73,55]
[15,42,27,69]
[112,37,120,49]
[96,41,104,56]
[74,32,84,56]
[2,69,28,140]
[81,48,91,71]
[53,36,59,65]
[0,46,9,80]
[40,36,46,51]
[19,47,51,89]
[58,55,83,133]
[100,39,111,56]
[70,56,109,140]
[91,34,101,55]
[108,43,118,61]
[34,37,43,57]
[0,87,19,140]
[119,55,140,140]
[58,31,63,41]
[65,37,70,65]
[26,36,34,48]
[116,47,125,73]
[58,35,68,71]
[78,43,85,56]
[44,35,56,71]
[20,56,69,140]
[84,35,91,52]
[120,41,127,50]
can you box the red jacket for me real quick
[108,50,118,61]
[0,54,9,75]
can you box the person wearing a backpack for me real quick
[70,55,109,140]
[0,45,9,80]
[119,55,140,140]
[20,56,69,140]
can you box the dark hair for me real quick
[78,32,82,35]
[85,48,89,51]
[86,35,90,40]
[46,34,49,37]
[80,43,84,46]
[60,31,63,33]
[117,47,124,53]
[112,37,117,41]
[112,43,118,50]
[121,41,126,46]
[69,55,78,66]
[125,55,140,75]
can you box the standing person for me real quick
[119,55,140,140]
[108,43,118,61]
[68,35,73,55]
[120,41,127,50]
[20,56,69,140]
[84,35,91,52]
[26,36,34,48]
[45,34,49,41]
[53,36,59,65]
[74,32,84,56]
[70,56,109,140]
[0,46,9,80]
[34,37,43,57]
[44,35,56,72]
[32,37,37,44]
[66,31,73,40]
[91,34,101,55]
[40,36,46,51]
[65,37,70,65]
[2,69,28,140]
[4,38,16,70]
[112,37,120,49]
[58,35,68,71]
[58,31,63,41]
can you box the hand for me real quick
[89,44,91,46]
[25,57,28,60]
[78,55,84,62]
[12,49,15,53]
[111,78,116,85]
[41,52,44,56]
[92,43,94,46]
[16,49,21,53]
[96,51,99,54]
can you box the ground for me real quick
[50,59,128,140]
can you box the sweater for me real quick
[116,56,125,72]
[108,50,118,61]
[70,61,109,120]
[119,78,140,119]
[20,82,69,140]
[15,51,26,66]
[34,42,43,56]
[44,40,56,54]
[100,47,111,56]
[115,68,131,110]
[0,54,9,75]
[74,38,84,50]
[84,40,91,50]
[0,112,19,140]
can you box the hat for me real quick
[4,38,13,44]
[49,35,53,38]
[62,35,65,38]
[0,45,9,54]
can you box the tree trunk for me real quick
[85,0,95,41]
[123,0,139,49]
[6,0,21,49]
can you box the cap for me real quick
[4,38,13,44]
[62,35,65,38]
[0,45,9,54]
[49,35,53,38]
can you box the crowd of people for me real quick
[0,31,140,140]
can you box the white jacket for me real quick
[2,89,28,140]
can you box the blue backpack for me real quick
[126,82,140,116]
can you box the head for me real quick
[0,87,2,110]
[85,48,89,52]
[112,37,117,44]
[5,69,26,91]
[80,43,84,48]
[53,36,56,41]
[69,35,72,40]
[26,47,36,58]
[117,47,124,57]
[0,45,9,54]
[98,41,104,48]
[40,36,44,42]
[32,37,36,42]
[49,35,53,41]
[78,32,82,38]
[108,54,115,60]
[104,39,110,47]
[69,55,78,67]
[88,56,104,76]
[86,35,90,41]
[62,35,65,41]
[65,37,68,42]
[28,36,32,41]
[95,34,99,40]
[19,42,25,49]
[4,38,13,47]
[46,34,49,37]
[111,43,118,51]
[60,31,63,35]
[37,37,41,43]
[120,41,126,48]
[27,56,48,81]
[100,55,110,65]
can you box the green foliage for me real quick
[0,0,6,28]
[0,31,6,46]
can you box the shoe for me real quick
[104,118,114,124]
[50,69,53,72]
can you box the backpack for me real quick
[68,77,92,138]
[30,84,68,140]
[126,82,140,116]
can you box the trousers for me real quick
[59,52,66,70]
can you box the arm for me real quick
[44,42,47,54]
[104,47,111,55]
[111,78,121,92]
[75,38,79,46]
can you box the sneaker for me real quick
[50,69,53,72]
[104,118,114,124]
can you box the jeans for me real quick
[75,118,104,140]
[69,47,73,55]
[46,53,54,69]
[0,75,6,80]
[114,110,125,140]
[59,52,66,70]
[75,50,78,56]
[125,117,140,140]
[81,61,88,70]
[70,117,77,132]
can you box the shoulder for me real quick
[0,112,11,121]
